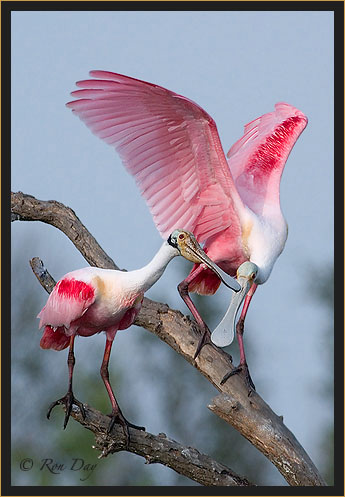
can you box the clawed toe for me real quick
[124,420,146,431]
[220,362,256,394]
[194,328,213,359]
[47,391,85,429]
[107,410,145,448]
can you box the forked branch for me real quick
[12,191,326,486]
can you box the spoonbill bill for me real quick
[38,230,239,443]
[67,71,308,389]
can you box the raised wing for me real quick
[67,71,244,242]
[227,103,308,216]
[38,278,95,329]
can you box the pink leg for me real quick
[237,283,257,365]
[47,334,85,428]
[100,335,145,447]
[221,284,257,392]
[178,265,214,359]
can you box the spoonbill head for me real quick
[169,229,241,292]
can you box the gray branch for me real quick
[71,403,254,486]
[11,191,117,269]
[11,191,327,486]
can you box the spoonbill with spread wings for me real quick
[66,71,308,389]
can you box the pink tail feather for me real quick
[40,326,70,351]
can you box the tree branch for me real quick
[12,191,327,486]
[71,403,254,486]
[11,191,117,269]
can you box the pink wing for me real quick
[38,278,95,329]
[66,71,244,242]
[227,102,308,216]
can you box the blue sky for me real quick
[11,9,334,485]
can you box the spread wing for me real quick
[66,71,245,242]
[227,102,308,216]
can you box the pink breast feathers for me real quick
[118,296,144,330]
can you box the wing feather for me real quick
[37,278,95,329]
[67,71,244,241]
[227,102,308,216]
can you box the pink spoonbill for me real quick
[66,71,308,389]
[38,230,239,442]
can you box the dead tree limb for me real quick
[11,191,117,269]
[73,404,254,486]
[11,191,327,486]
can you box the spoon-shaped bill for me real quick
[211,277,252,347]
[182,236,241,292]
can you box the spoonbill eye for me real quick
[178,233,185,240]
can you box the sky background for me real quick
[11,8,334,487]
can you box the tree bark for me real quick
[11,191,117,269]
[11,191,327,486]
[72,404,254,486]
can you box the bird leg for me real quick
[220,284,257,393]
[47,334,85,428]
[178,265,214,360]
[220,318,256,392]
[100,337,145,448]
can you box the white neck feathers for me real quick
[125,241,179,293]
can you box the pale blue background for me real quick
[11,10,334,486]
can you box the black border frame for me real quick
[3,1,344,496]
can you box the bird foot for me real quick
[220,362,256,394]
[194,327,215,359]
[107,409,145,449]
[47,390,86,429]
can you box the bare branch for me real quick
[208,393,325,486]
[30,257,56,293]
[66,404,255,486]
[135,302,327,487]
[13,191,326,486]
[11,191,117,270]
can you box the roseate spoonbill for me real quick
[38,230,239,443]
[66,71,308,389]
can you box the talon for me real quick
[107,410,145,449]
[78,401,86,420]
[220,362,256,393]
[46,390,84,429]
[220,366,242,385]
[194,327,213,359]
[47,400,60,420]
[246,373,256,393]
